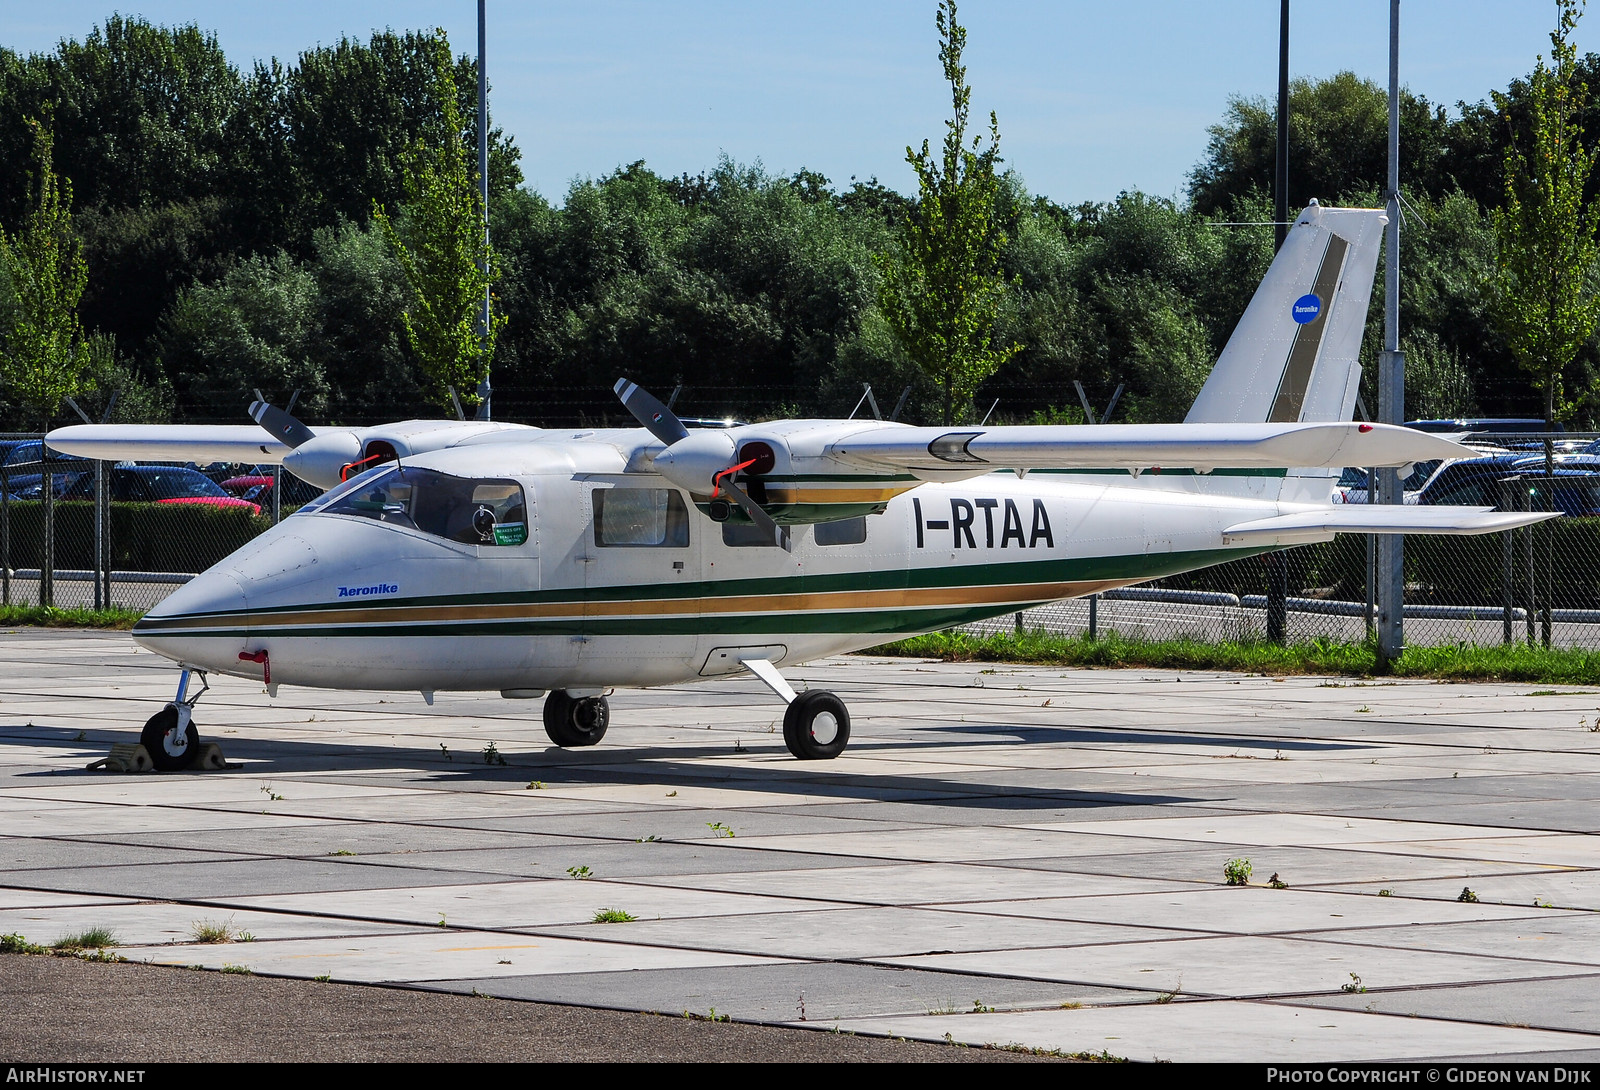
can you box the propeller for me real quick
[614,379,689,446]
[613,377,790,551]
[249,390,316,449]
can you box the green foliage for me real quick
[374,31,505,413]
[53,927,117,951]
[872,627,1600,686]
[190,918,238,944]
[1458,887,1480,903]
[1491,0,1600,427]
[0,604,141,629]
[1189,72,1450,216]
[876,1,1021,425]
[0,933,49,955]
[0,501,271,574]
[591,908,636,923]
[1223,859,1253,886]
[0,118,89,424]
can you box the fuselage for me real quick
[132,429,1306,693]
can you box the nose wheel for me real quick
[140,668,208,771]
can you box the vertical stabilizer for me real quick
[1186,203,1386,426]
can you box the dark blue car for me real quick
[1417,453,1600,516]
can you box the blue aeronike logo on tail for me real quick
[1292,293,1322,324]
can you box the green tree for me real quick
[0,118,90,425]
[1490,0,1600,431]
[373,31,505,412]
[876,1,1020,425]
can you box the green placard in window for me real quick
[494,522,528,546]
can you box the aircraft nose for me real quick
[132,569,250,669]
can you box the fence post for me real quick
[100,462,112,608]
[1,460,8,607]
[272,465,282,526]
[41,452,53,608]
[92,459,104,610]
[1087,593,1099,640]
[1365,534,1376,638]
[1265,551,1287,643]
[1502,528,1514,646]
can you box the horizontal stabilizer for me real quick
[1222,506,1561,547]
[829,421,1471,474]
[45,424,298,465]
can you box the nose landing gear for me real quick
[140,669,208,772]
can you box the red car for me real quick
[64,466,261,516]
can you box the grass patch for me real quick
[0,604,142,629]
[591,908,637,923]
[53,927,118,951]
[190,918,239,944]
[869,630,1600,685]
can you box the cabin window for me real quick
[318,466,528,546]
[814,517,867,546]
[722,521,777,548]
[593,488,689,547]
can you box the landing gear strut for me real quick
[740,657,851,760]
[141,669,208,772]
[543,690,610,748]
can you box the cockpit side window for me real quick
[317,466,528,546]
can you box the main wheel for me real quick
[140,706,199,772]
[783,690,850,760]
[542,691,610,748]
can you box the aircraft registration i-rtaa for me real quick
[48,203,1556,770]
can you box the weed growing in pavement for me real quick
[53,927,118,951]
[1268,873,1289,889]
[0,933,48,955]
[636,836,661,843]
[1341,973,1366,993]
[220,964,252,975]
[592,908,636,923]
[971,1000,996,1013]
[190,918,238,944]
[436,913,448,928]
[1223,858,1252,886]
[1458,887,1480,903]
[313,974,332,983]
[1378,889,1394,897]
[706,822,735,838]
[439,743,451,761]
[1535,898,1557,909]
[567,866,592,880]
[259,784,284,802]
[526,780,544,790]
[328,849,356,856]
[482,741,506,766]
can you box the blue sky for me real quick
[1,2,1583,205]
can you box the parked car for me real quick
[1406,418,1564,435]
[60,465,262,516]
[0,440,93,499]
[219,467,325,507]
[1414,453,1600,516]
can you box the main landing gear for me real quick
[141,669,208,772]
[744,657,851,760]
[543,690,610,748]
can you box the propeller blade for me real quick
[248,398,316,450]
[614,378,689,446]
[720,479,791,552]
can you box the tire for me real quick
[140,706,199,772]
[543,691,610,748]
[783,690,850,760]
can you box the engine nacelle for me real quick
[282,431,363,489]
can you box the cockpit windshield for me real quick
[311,466,528,546]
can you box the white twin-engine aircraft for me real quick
[48,203,1554,770]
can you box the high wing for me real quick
[823,421,1472,476]
[43,424,305,465]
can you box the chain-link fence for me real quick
[0,434,300,613]
[8,428,1600,652]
